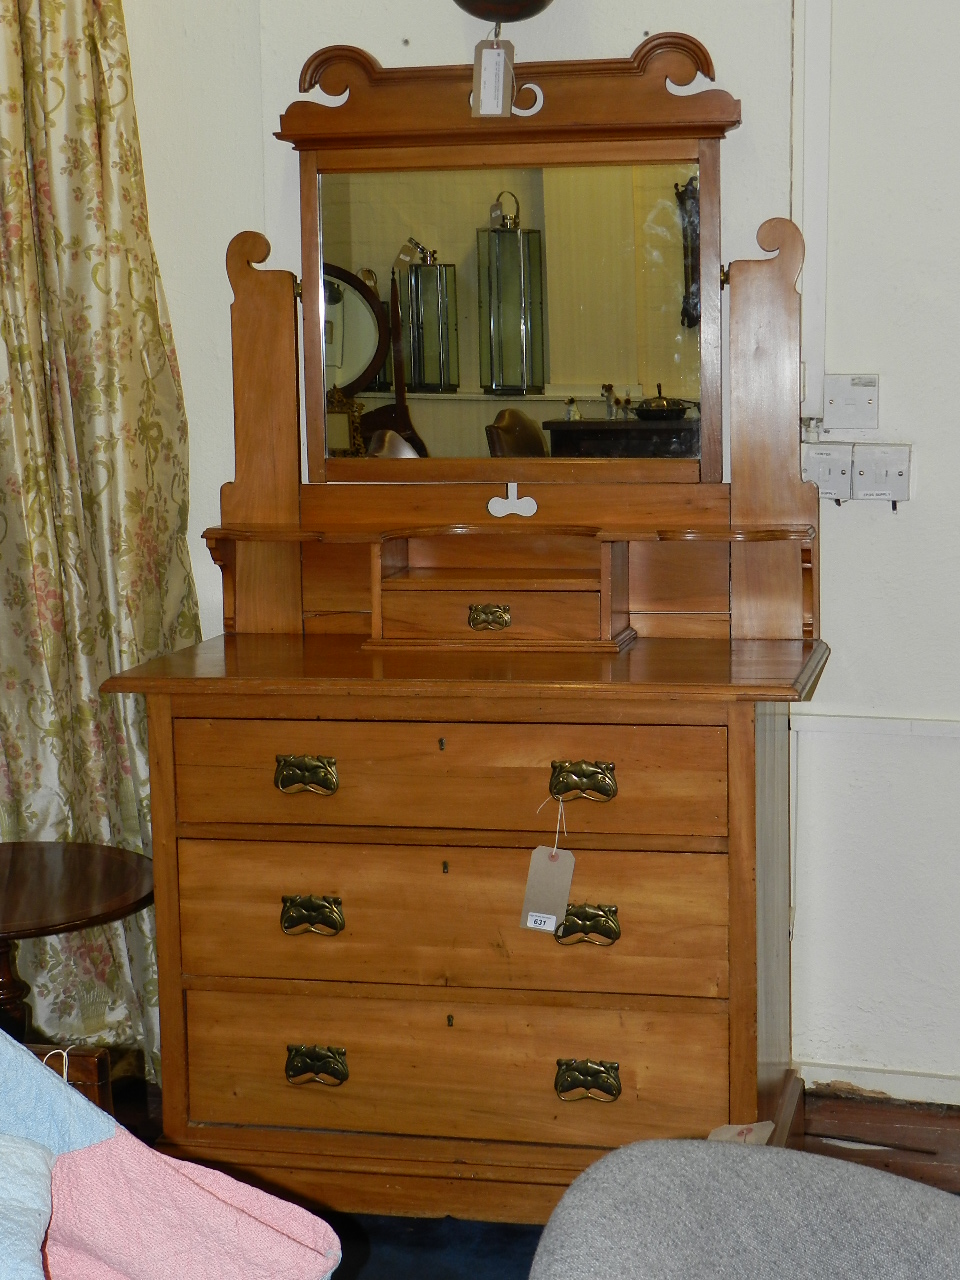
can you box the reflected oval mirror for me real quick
[322,264,390,397]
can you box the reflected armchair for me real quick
[484,408,548,457]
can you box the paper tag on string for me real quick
[521,845,575,932]
[472,40,514,118]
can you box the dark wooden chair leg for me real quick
[0,938,31,1041]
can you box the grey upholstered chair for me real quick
[529,1140,960,1279]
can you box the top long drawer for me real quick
[174,720,727,836]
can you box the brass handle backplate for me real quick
[468,603,511,631]
[555,1058,622,1102]
[285,1045,349,1086]
[549,760,618,802]
[274,754,338,796]
[281,895,345,936]
[554,903,620,946]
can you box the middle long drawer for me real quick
[178,840,729,998]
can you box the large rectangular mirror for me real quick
[319,163,701,460]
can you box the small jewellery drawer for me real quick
[173,720,727,836]
[381,590,600,642]
[186,990,729,1146]
[178,841,729,998]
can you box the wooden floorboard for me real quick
[803,1088,960,1195]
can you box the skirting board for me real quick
[797,1061,960,1108]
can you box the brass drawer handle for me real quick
[285,1045,349,1086]
[274,754,338,796]
[554,903,620,946]
[468,603,511,631]
[549,760,618,802]
[280,894,345,936]
[555,1058,621,1102]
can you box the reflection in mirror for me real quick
[321,264,389,397]
[319,164,700,459]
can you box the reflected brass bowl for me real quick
[453,0,554,19]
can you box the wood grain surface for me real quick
[178,840,729,998]
[0,843,153,939]
[105,633,829,703]
[186,988,729,1145]
[173,719,727,836]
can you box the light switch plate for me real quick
[822,374,879,433]
[801,441,853,500]
[851,443,910,501]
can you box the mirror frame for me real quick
[322,263,390,397]
[278,34,741,486]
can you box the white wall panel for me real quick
[792,715,960,1091]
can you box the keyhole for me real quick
[439,737,446,751]
[447,1015,454,1027]
[442,861,449,874]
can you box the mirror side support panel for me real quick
[729,218,819,640]
[215,231,304,633]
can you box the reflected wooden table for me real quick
[0,842,154,1041]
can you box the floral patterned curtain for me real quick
[0,0,200,1080]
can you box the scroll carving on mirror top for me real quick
[281,34,741,155]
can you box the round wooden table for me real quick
[0,842,154,1041]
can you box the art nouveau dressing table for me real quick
[107,36,827,1222]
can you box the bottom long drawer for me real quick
[186,990,729,1147]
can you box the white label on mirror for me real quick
[478,45,511,116]
[488,482,537,518]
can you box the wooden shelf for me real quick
[654,526,816,543]
[203,523,815,546]
[105,633,830,704]
[202,525,324,543]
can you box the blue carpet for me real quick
[328,1212,542,1280]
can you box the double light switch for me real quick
[801,441,911,502]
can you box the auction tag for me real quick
[472,39,514,118]
[521,845,575,932]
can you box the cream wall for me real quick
[790,0,960,1100]
[123,0,960,1101]
[123,0,264,639]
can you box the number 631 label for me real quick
[520,845,575,932]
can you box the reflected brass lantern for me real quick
[397,238,460,394]
[477,191,545,395]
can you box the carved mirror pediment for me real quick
[279,35,740,483]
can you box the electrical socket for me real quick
[822,374,879,434]
[851,444,910,501]
[800,441,853,500]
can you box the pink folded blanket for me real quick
[44,1127,341,1280]
[0,1030,340,1280]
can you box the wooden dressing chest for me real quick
[108,35,827,1222]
